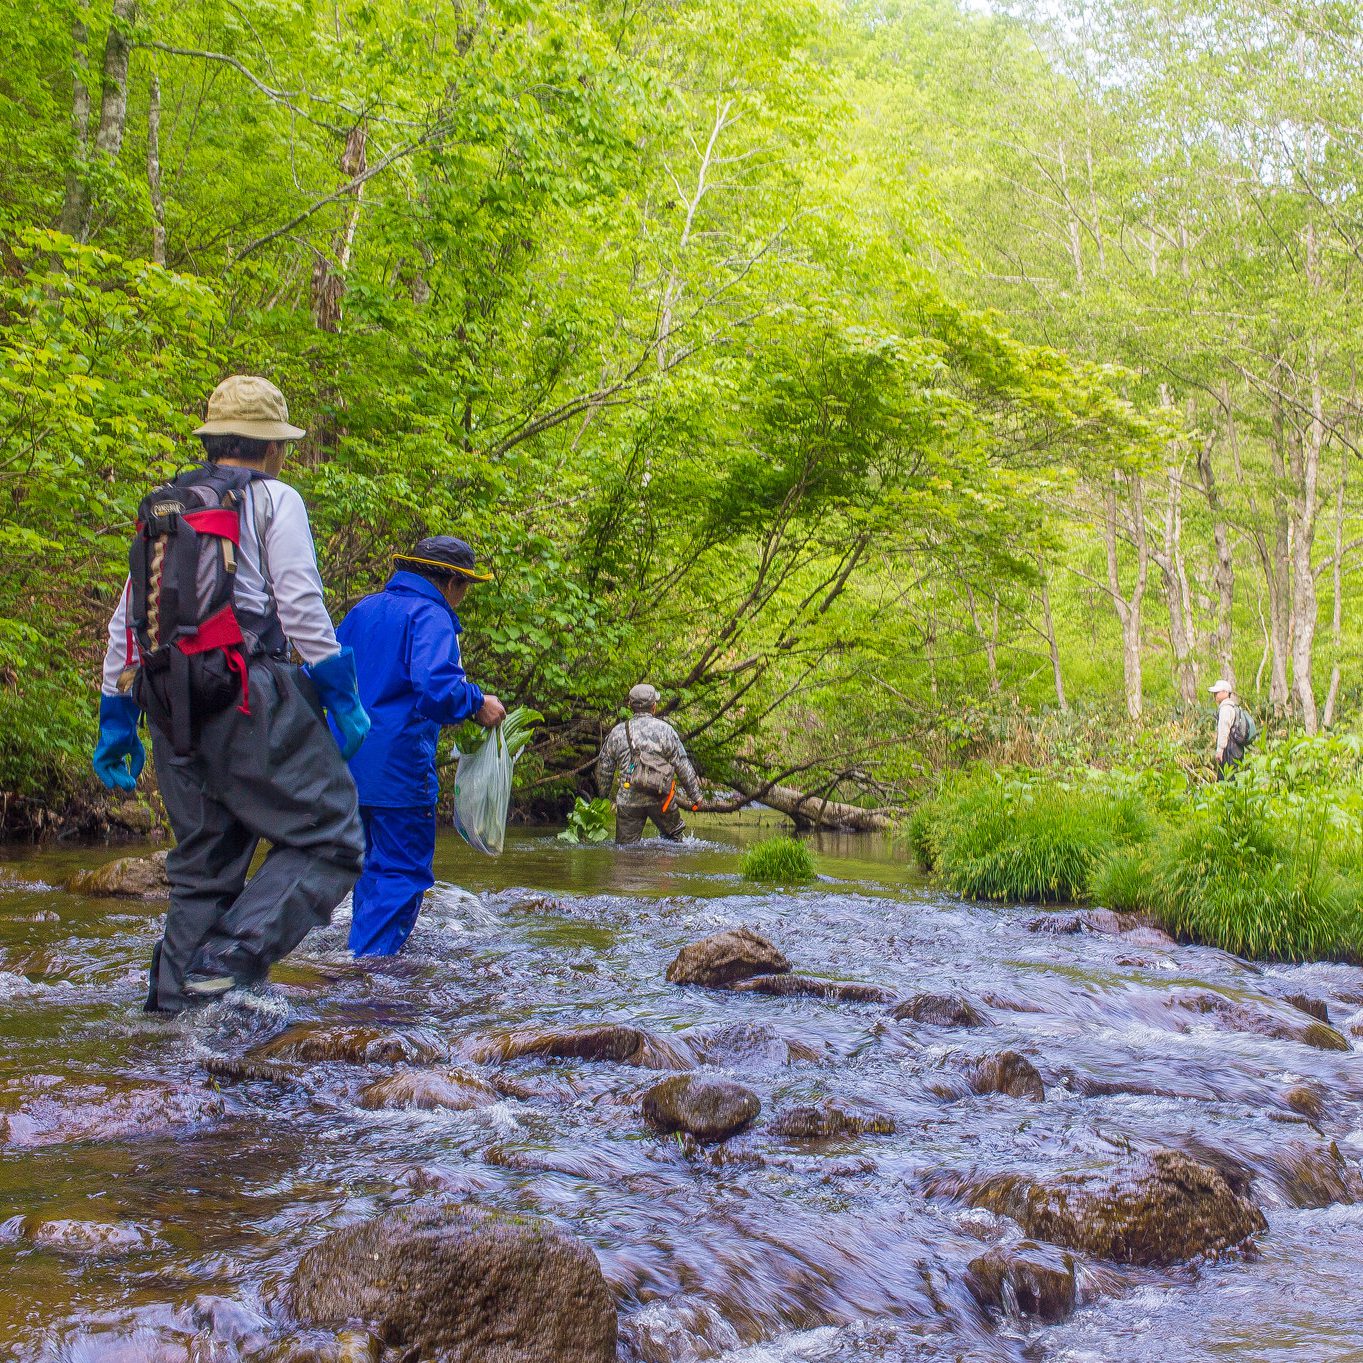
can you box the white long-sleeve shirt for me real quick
[101,477,338,696]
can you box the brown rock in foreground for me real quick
[891,992,984,1028]
[964,1150,1266,1266]
[642,1074,760,1142]
[965,1241,1077,1323]
[65,851,169,899]
[665,928,791,987]
[1282,993,1331,1024]
[290,1204,616,1363]
[357,1068,498,1113]
[966,1051,1045,1101]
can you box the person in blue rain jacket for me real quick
[336,536,505,955]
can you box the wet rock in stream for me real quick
[1282,1082,1327,1121]
[891,992,984,1028]
[248,1023,443,1066]
[289,1203,617,1363]
[65,850,170,899]
[964,1240,1077,1324]
[1281,992,1332,1024]
[1177,1135,1363,1209]
[964,1051,1046,1101]
[948,1149,1267,1266]
[0,1074,223,1148]
[678,1019,823,1068]
[469,1023,688,1069]
[12,1217,164,1256]
[768,1099,896,1139]
[1169,990,1351,1051]
[727,973,896,1004]
[642,1074,761,1141]
[357,1067,498,1112]
[665,927,791,987]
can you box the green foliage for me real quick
[740,836,816,884]
[557,796,613,844]
[912,772,1153,902]
[452,707,543,758]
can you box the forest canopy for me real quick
[1,0,1358,826]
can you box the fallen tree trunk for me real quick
[700,778,893,833]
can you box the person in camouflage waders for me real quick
[595,684,702,844]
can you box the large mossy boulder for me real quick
[289,1204,616,1363]
[665,928,791,987]
[641,1074,760,1142]
[66,851,169,899]
[964,1150,1266,1266]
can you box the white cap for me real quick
[1208,679,1233,694]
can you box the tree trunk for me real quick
[1149,429,1196,705]
[310,122,368,333]
[1037,553,1067,711]
[705,778,891,832]
[1197,423,1235,687]
[147,68,165,265]
[1322,436,1346,729]
[58,1,92,240]
[1265,380,1292,714]
[1104,472,1147,720]
[965,585,1000,694]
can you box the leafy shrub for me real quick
[558,796,613,844]
[1086,845,1152,914]
[741,836,816,883]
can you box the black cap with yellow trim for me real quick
[393,535,493,583]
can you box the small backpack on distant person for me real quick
[1233,705,1258,749]
[126,463,269,757]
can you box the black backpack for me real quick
[127,463,273,756]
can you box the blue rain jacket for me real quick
[336,571,484,807]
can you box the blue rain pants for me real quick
[348,805,437,956]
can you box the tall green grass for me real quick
[909,752,1363,963]
[741,836,816,883]
[911,776,1152,903]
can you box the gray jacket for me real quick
[597,713,701,807]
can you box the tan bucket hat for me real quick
[193,375,306,441]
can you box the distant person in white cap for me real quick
[1209,678,1255,779]
[92,375,368,1012]
[595,683,702,844]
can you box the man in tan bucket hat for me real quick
[94,375,369,1012]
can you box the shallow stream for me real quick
[2,822,1362,1362]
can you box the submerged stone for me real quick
[249,1024,442,1066]
[966,1051,1045,1101]
[1282,993,1331,1024]
[728,974,895,1004]
[642,1074,760,1142]
[65,851,169,899]
[24,1218,162,1256]
[289,1203,616,1363]
[965,1241,1077,1324]
[665,928,791,987]
[768,1100,896,1139]
[891,992,984,1028]
[356,1067,498,1112]
[961,1149,1266,1265]
[474,1023,678,1068]
[1170,991,1350,1052]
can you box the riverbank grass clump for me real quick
[910,776,1151,903]
[912,746,1363,964]
[741,837,816,884]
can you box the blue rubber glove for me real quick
[93,694,145,792]
[307,647,371,760]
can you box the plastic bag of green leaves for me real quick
[451,707,541,856]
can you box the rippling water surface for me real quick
[2,822,1361,1363]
